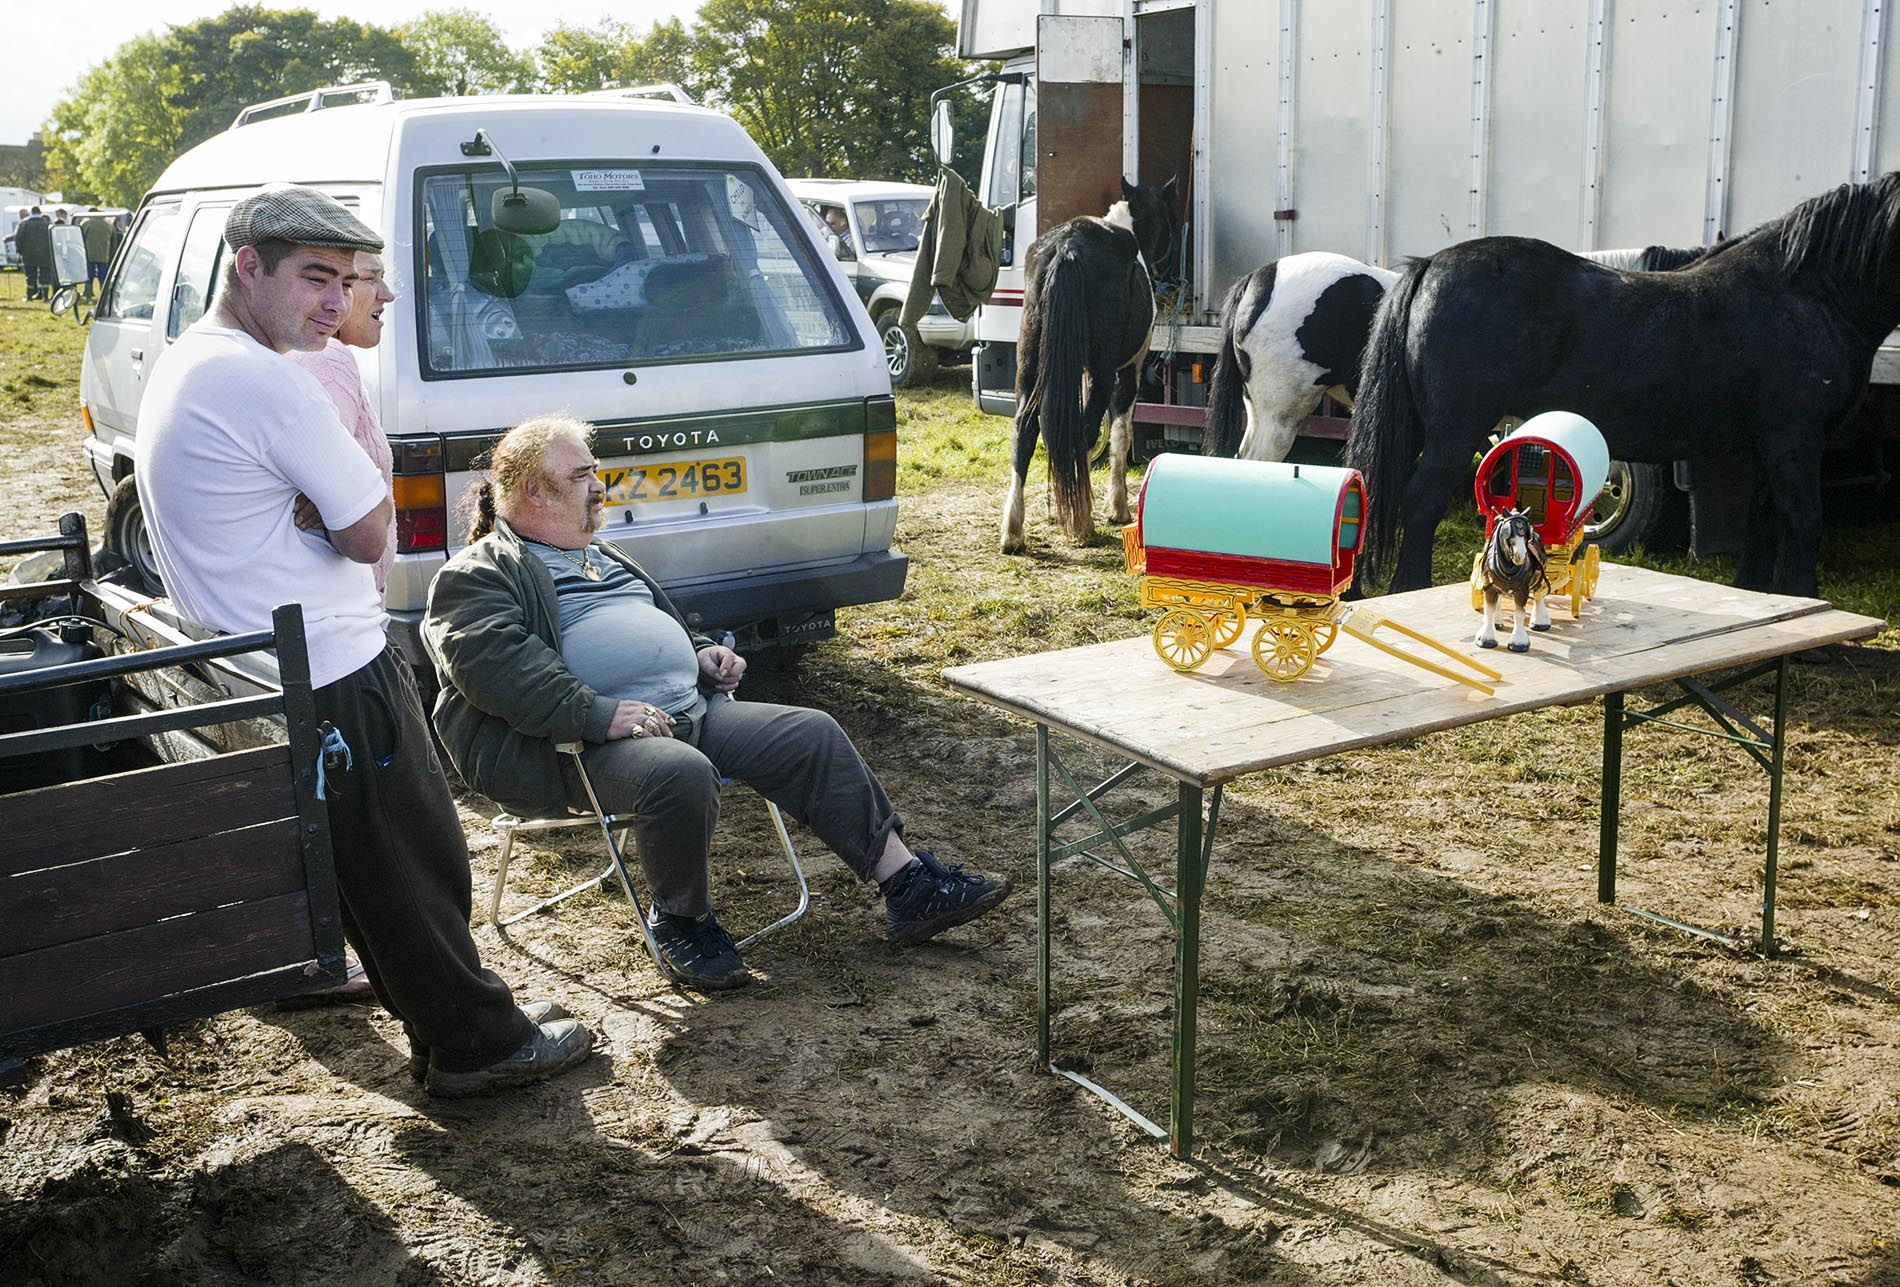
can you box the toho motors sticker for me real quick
[572,169,646,191]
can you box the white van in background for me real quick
[787,178,976,388]
[2,191,48,268]
[78,85,904,663]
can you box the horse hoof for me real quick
[1478,639,1498,649]
[1531,623,1552,633]
[1508,642,1529,653]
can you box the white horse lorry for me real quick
[947,0,1900,554]
[78,84,905,672]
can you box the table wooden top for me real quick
[942,564,1887,786]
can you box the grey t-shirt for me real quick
[533,543,701,715]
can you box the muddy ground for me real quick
[3,340,1899,1285]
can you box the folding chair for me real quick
[486,742,809,970]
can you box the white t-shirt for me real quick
[137,324,388,688]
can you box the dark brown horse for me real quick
[1348,176,1900,595]
[1002,177,1182,553]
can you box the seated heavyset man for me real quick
[136,186,592,1096]
[423,414,1012,990]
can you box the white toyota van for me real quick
[78,85,904,663]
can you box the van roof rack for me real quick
[583,83,696,105]
[231,81,394,130]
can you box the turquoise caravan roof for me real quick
[1139,455,1363,567]
[1474,411,1610,539]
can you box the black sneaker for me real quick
[882,850,1013,946]
[647,908,751,990]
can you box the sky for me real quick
[5,0,705,145]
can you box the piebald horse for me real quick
[1204,245,1713,462]
[1002,177,1183,553]
[1348,176,1900,596]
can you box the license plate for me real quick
[599,457,746,505]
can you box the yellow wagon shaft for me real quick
[1136,571,1499,695]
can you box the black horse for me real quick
[1201,245,1710,463]
[1347,178,1899,596]
[1003,177,1183,553]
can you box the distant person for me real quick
[15,206,51,300]
[109,212,129,261]
[136,186,592,1096]
[822,206,853,257]
[80,207,113,303]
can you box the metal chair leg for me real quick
[486,743,809,968]
[735,801,810,950]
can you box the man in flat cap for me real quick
[136,185,593,1097]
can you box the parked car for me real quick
[78,83,906,666]
[787,178,975,387]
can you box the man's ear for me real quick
[233,244,266,285]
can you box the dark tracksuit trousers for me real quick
[563,695,903,919]
[315,648,534,1072]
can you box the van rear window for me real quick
[419,163,853,376]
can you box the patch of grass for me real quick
[0,270,89,417]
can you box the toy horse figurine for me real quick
[1474,509,1550,653]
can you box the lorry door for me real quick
[1035,14,1124,238]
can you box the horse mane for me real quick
[1769,171,1900,287]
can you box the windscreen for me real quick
[420,162,853,376]
[851,198,930,253]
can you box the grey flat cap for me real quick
[225,185,383,253]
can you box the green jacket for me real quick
[80,216,113,263]
[422,516,714,816]
[900,167,1004,329]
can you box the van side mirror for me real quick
[931,100,954,167]
[464,129,563,235]
[492,187,561,236]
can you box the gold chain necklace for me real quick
[544,542,602,580]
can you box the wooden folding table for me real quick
[944,565,1885,1156]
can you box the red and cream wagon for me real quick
[1469,410,1611,618]
[1125,455,1499,693]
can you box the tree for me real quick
[691,0,962,182]
[165,7,422,147]
[534,17,702,98]
[398,9,537,98]
[41,35,185,207]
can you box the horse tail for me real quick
[1030,249,1096,537]
[1204,270,1257,457]
[1347,255,1431,583]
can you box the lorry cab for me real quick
[79,86,904,663]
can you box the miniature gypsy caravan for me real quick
[1125,455,1498,693]
[1470,411,1611,618]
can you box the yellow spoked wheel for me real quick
[1253,621,1318,681]
[1310,620,1339,655]
[1584,543,1602,596]
[1469,550,1487,612]
[1207,609,1246,650]
[1154,609,1214,672]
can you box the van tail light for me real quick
[864,396,897,501]
[80,402,95,436]
[391,438,447,553]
